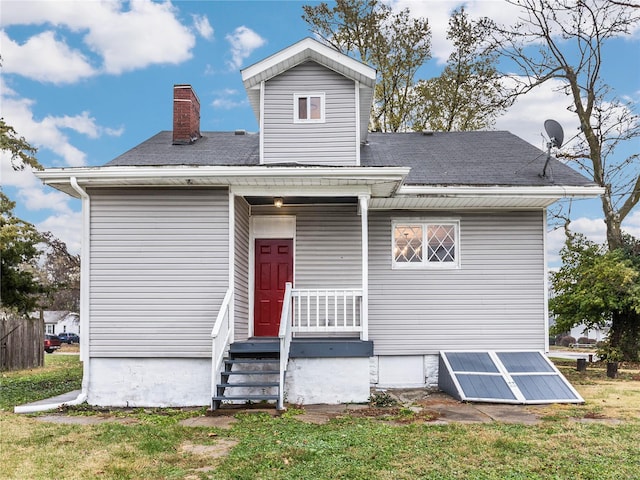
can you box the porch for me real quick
[211,285,373,410]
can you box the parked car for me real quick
[44,334,62,353]
[58,332,80,344]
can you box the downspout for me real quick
[543,208,550,354]
[15,177,90,413]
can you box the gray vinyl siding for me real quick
[89,188,229,357]
[249,205,362,288]
[234,196,250,341]
[262,61,357,165]
[294,205,362,288]
[369,211,546,355]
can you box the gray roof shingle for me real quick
[106,130,593,187]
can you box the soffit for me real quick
[35,166,408,199]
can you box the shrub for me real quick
[560,336,576,347]
[369,391,397,407]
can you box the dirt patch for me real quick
[36,414,139,425]
[180,415,237,429]
[180,438,239,458]
[336,406,441,423]
[180,439,239,480]
[414,392,463,407]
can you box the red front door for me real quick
[254,239,293,337]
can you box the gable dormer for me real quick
[241,38,376,166]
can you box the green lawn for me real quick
[0,354,82,411]
[1,355,639,480]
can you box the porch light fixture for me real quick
[274,197,284,208]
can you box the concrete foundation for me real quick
[88,358,211,407]
[372,354,440,388]
[285,357,370,405]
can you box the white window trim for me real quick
[293,92,325,123]
[391,219,461,269]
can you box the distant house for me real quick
[39,311,80,336]
[35,38,602,408]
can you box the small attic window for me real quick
[294,93,325,123]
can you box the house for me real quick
[38,311,80,336]
[35,38,601,408]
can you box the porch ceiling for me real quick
[245,196,358,206]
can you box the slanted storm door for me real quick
[254,239,293,337]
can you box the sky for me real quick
[1,0,639,267]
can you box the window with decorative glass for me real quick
[393,221,459,268]
[294,93,324,122]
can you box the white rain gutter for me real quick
[36,165,410,182]
[15,177,91,413]
[397,184,605,198]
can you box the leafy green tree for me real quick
[550,233,640,361]
[411,8,512,132]
[0,192,45,314]
[1,118,47,313]
[0,118,41,171]
[302,0,431,132]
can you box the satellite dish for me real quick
[541,119,564,180]
[544,119,564,148]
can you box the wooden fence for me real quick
[0,311,44,371]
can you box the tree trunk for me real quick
[602,194,624,251]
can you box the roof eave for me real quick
[241,38,376,89]
[397,184,604,198]
[369,184,605,209]
[34,165,410,199]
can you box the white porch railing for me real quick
[278,282,294,410]
[292,288,363,335]
[211,288,233,400]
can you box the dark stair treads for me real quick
[212,342,282,411]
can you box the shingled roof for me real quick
[106,129,593,188]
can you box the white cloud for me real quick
[1,153,40,189]
[390,0,524,64]
[84,1,196,74]
[0,30,96,84]
[1,80,122,167]
[1,76,116,252]
[225,26,266,70]
[37,211,82,255]
[622,209,640,239]
[43,111,123,140]
[212,98,248,110]
[1,0,196,81]
[546,215,607,266]
[495,77,579,148]
[546,212,640,267]
[193,14,214,40]
[211,89,248,110]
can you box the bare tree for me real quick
[495,0,640,250]
[38,233,81,312]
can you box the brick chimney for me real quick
[172,84,201,145]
